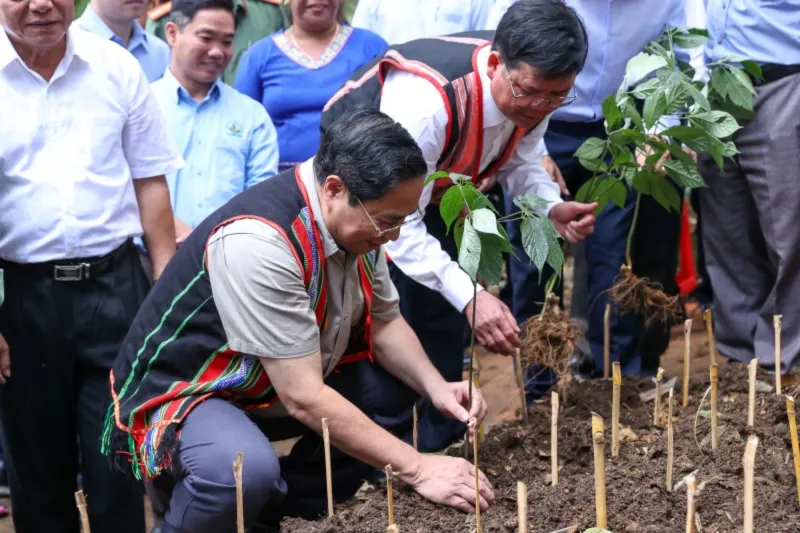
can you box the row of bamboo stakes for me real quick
[71,310,793,533]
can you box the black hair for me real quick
[168,0,234,28]
[314,107,426,205]
[493,0,588,79]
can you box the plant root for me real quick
[519,294,582,395]
[608,265,682,327]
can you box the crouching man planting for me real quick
[102,108,494,532]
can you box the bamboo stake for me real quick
[667,388,674,492]
[704,308,717,365]
[654,367,664,427]
[551,391,559,486]
[685,475,697,533]
[775,314,783,395]
[591,413,607,529]
[385,465,396,527]
[75,490,91,533]
[412,404,418,451]
[787,396,800,505]
[515,350,529,424]
[469,418,482,533]
[743,435,759,533]
[748,359,758,427]
[233,452,244,533]
[683,319,692,408]
[603,303,611,379]
[612,362,621,457]
[710,364,719,450]
[321,417,334,517]
[517,481,528,533]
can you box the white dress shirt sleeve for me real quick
[380,69,484,313]
[121,54,184,179]
[495,116,563,214]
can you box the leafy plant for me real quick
[424,171,566,419]
[571,27,759,322]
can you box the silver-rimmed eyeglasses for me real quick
[356,198,425,238]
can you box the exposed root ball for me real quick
[609,265,682,326]
[519,294,583,391]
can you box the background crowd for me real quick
[0,0,798,531]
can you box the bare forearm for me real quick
[372,316,448,398]
[134,176,176,279]
[290,384,421,481]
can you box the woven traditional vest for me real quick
[101,168,377,480]
[320,31,531,203]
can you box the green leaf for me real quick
[470,208,500,236]
[609,128,647,146]
[458,218,481,281]
[477,247,504,286]
[608,180,628,208]
[514,194,550,213]
[681,80,711,112]
[602,94,622,130]
[453,219,465,250]
[521,217,549,274]
[687,27,709,37]
[424,170,449,185]
[664,82,690,114]
[574,137,607,160]
[660,125,706,144]
[666,140,696,168]
[625,52,669,83]
[575,178,596,204]
[543,220,564,277]
[594,189,610,216]
[439,186,465,233]
[712,68,753,110]
[726,65,756,96]
[663,160,705,189]
[740,60,763,81]
[461,183,495,212]
[579,158,608,173]
[673,32,708,49]
[632,170,653,195]
[643,91,668,129]
[710,68,730,100]
[622,167,637,187]
[629,78,661,100]
[690,111,741,138]
[650,173,682,213]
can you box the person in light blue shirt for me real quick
[698,1,800,374]
[74,0,170,82]
[150,0,279,244]
[493,0,699,398]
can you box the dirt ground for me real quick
[0,307,719,532]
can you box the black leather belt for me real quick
[0,240,133,281]
[753,64,800,86]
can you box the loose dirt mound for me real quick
[283,364,800,532]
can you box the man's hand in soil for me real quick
[542,154,569,196]
[0,333,10,385]
[464,291,520,355]
[405,454,495,514]
[428,380,488,440]
[548,202,598,244]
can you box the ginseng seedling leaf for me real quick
[439,186,464,234]
[424,170,450,185]
[470,208,500,236]
[574,137,607,160]
[458,218,481,281]
[477,246,504,286]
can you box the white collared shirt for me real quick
[351,0,492,45]
[379,45,562,312]
[0,27,184,263]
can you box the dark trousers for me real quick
[386,209,467,453]
[0,242,149,533]
[508,120,679,383]
[152,360,413,532]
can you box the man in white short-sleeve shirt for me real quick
[0,0,183,529]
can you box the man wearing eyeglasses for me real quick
[321,0,596,452]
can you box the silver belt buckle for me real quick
[53,263,89,281]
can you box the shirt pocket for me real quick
[213,135,249,195]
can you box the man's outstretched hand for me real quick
[403,454,495,514]
[548,201,598,243]
[464,291,520,355]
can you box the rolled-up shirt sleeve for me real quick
[380,69,483,313]
[207,218,319,359]
[121,55,184,179]
[496,116,563,215]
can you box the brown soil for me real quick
[282,363,800,533]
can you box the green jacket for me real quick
[145,0,289,85]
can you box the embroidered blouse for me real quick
[235,25,388,170]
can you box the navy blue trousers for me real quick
[507,120,680,390]
[155,360,415,532]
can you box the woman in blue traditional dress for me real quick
[235,0,387,171]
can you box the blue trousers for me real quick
[507,120,679,388]
[156,360,415,532]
